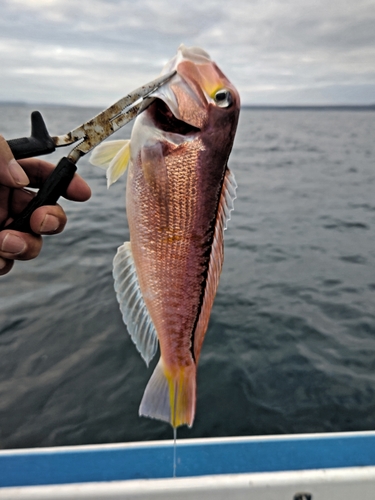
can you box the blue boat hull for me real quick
[1,432,375,499]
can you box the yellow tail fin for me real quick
[139,359,196,428]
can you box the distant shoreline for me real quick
[0,101,374,111]
[0,101,100,109]
[242,104,375,111]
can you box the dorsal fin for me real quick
[221,167,237,230]
[193,167,237,360]
[113,242,158,366]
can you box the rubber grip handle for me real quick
[7,111,56,160]
[5,157,77,233]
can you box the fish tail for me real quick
[139,358,196,428]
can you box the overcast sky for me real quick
[0,0,374,106]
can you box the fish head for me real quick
[143,44,240,152]
[90,45,240,187]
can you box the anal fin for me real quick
[113,242,158,366]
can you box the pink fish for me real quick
[90,45,240,428]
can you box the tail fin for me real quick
[139,359,196,428]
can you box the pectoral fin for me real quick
[90,140,131,188]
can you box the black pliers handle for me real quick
[6,111,76,233]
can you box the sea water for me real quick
[0,104,374,448]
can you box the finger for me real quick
[1,191,66,234]
[30,204,67,235]
[0,184,12,223]
[6,187,34,217]
[0,136,30,188]
[6,190,68,234]
[0,257,13,276]
[18,158,91,201]
[65,172,91,201]
[0,229,42,261]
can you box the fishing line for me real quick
[173,426,177,478]
[173,379,177,478]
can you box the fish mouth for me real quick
[150,98,200,136]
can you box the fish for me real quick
[90,44,240,428]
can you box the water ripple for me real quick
[1,105,374,446]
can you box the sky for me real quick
[0,0,374,106]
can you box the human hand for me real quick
[0,135,91,276]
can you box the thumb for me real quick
[0,135,29,188]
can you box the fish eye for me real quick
[214,89,233,108]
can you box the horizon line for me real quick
[0,100,374,110]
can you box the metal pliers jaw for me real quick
[5,71,175,233]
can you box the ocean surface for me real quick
[0,103,374,449]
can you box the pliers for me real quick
[4,71,175,233]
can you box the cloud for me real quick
[0,0,374,105]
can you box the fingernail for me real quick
[0,257,7,270]
[1,233,27,255]
[40,214,60,233]
[8,159,29,186]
